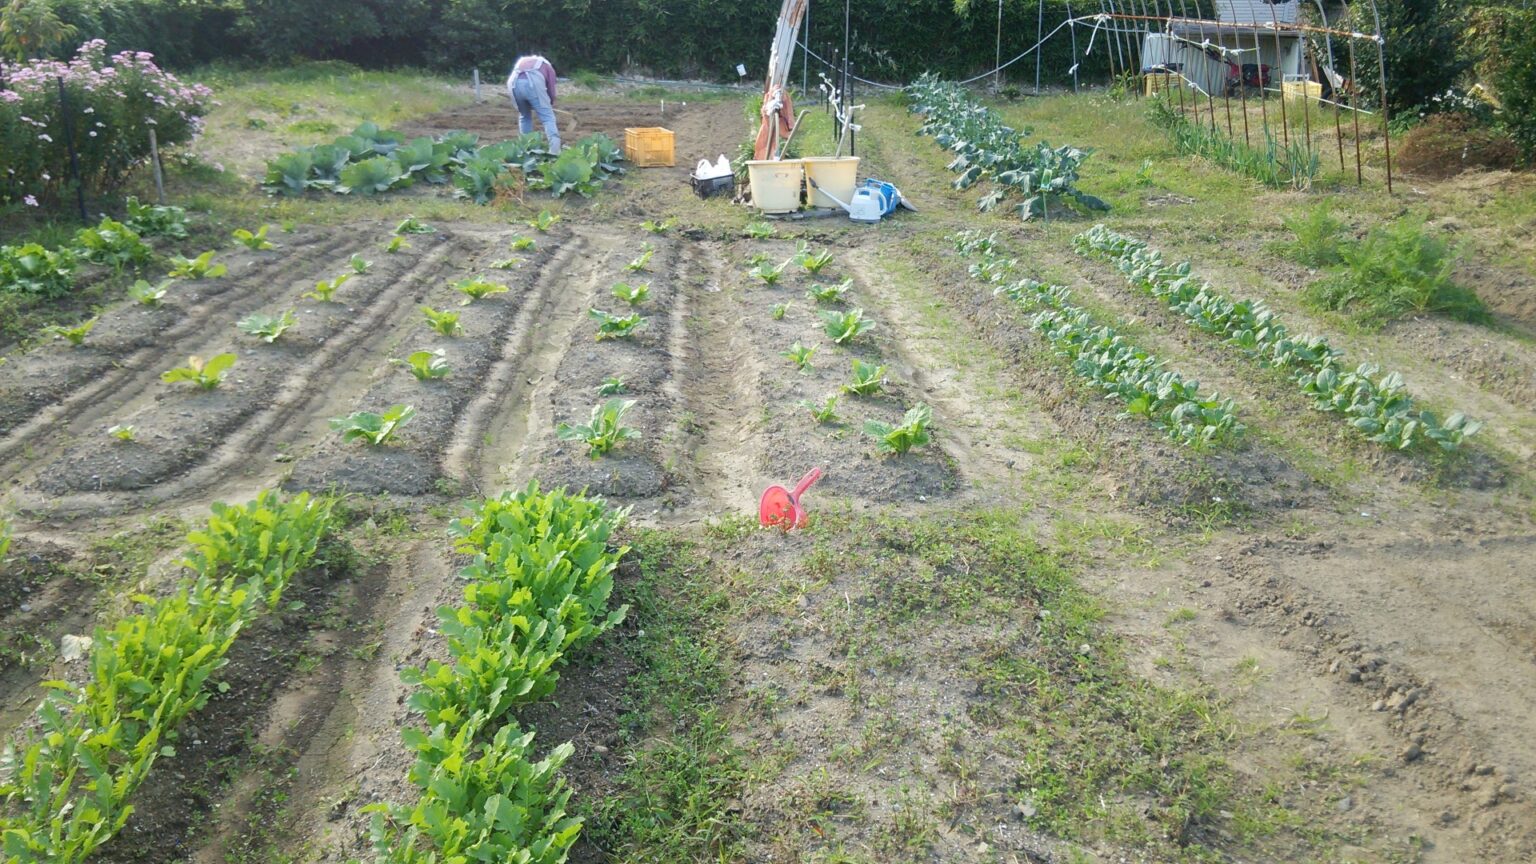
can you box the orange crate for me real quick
[625,127,675,168]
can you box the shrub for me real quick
[1343,0,1469,115]
[1492,9,1536,163]
[0,39,213,207]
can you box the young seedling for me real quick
[781,341,817,372]
[806,278,853,305]
[392,349,451,381]
[420,306,463,336]
[510,235,536,251]
[822,308,872,345]
[797,395,841,424]
[304,273,350,302]
[237,309,297,343]
[750,259,789,286]
[331,404,416,446]
[597,376,627,395]
[281,218,298,232]
[45,317,97,346]
[771,301,791,321]
[395,215,434,235]
[797,247,835,274]
[842,359,887,396]
[489,258,521,270]
[455,278,510,305]
[232,225,278,250]
[611,281,650,306]
[128,279,172,306]
[528,209,560,232]
[556,398,639,458]
[168,251,227,279]
[642,217,677,234]
[743,221,775,239]
[864,403,933,455]
[746,252,771,267]
[626,245,655,273]
[349,253,373,274]
[589,307,646,340]
[384,236,411,254]
[107,423,137,442]
[162,353,237,390]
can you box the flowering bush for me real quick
[0,39,213,206]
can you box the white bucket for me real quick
[801,156,860,209]
[746,159,804,214]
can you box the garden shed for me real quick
[1140,0,1308,96]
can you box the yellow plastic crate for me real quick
[624,127,675,168]
[1283,80,1323,104]
[1144,73,1181,96]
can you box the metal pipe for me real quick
[1068,0,1081,93]
[1367,0,1392,193]
[1349,35,1362,184]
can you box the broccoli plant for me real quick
[589,308,646,340]
[304,273,350,302]
[864,404,933,455]
[232,225,278,251]
[392,349,451,381]
[626,245,655,273]
[529,210,560,232]
[806,278,853,305]
[781,341,817,372]
[798,395,841,424]
[168,251,227,280]
[822,308,872,345]
[331,404,416,446]
[556,398,639,458]
[237,310,298,343]
[611,281,650,306]
[162,353,237,390]
[842,359,887,396]
[421,306,463,336]
[128,279,172,306]
[349,253,373,274]
[45,317,97,346]
[455,278,510,305]
[107,423,137,442]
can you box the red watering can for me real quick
[758,467,825,530]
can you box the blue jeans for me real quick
[510,73,561,153]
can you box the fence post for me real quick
[148,128,166,205]
[56,77,87,223]
[473,68,481,102]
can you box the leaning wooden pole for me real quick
[755,0,810,161]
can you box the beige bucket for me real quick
[746,159,804,214]
[801,156,860,209]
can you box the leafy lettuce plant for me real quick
[305,273,350,302]
[421,306,463,336]
[511,235,536,251]
[750,260,789,286]
[107,423,137,441]
[45,317,98,346]
[806,279,853,305]
[864,404,933,455]
[797,247,835,274]
[74,218,153,270]
[822,308,872,345]
[396,216,435,235]
[781,341,816,372]
[528,210,560,232]
[597,376,626,395]
[626,246,655,272]
[339,155,407,195]
[798,395,841,424]
[392,349,452,381]
[162,353,237,389]
[611,281,650,306]
[331,404,416,446]
[232,225,277,251]
[349,253,372,274]
[128,278,172,306]
[384,236,410,254]
[556,398,639,458]
[589,308,645,340]
[124,196,189,239]
[456,278,510,304]
[237,309,297,343]
[1,243,77,296]
[642,217,677,234]
[842,359,887,396]
[168,251,227,279]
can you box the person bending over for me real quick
[507,54,561,153]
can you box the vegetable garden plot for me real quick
[700,239,960,503]
[282,229,563,497]
[4,231,481,515]
[0,229,355,441]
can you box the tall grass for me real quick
[1149,98,1319,190]
[1305,217,1489,328]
